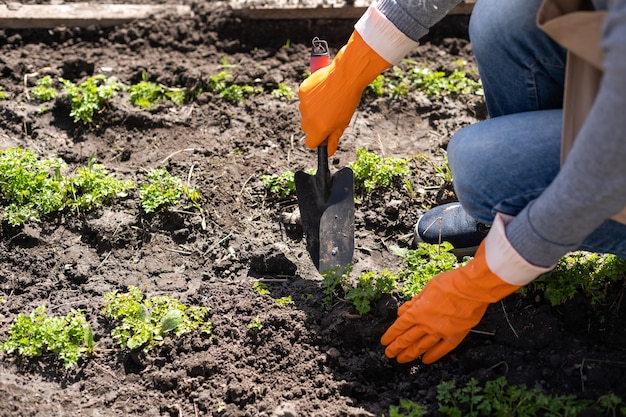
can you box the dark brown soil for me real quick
[1,2,625,416]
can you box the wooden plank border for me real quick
[232,0,474,20]
[0,3,192,29]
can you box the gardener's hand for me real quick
[381,214,552,364]
[298,31,390,156]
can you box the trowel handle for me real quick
[310,37,332,189]
[310,36,330,73]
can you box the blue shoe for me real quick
[414,202,489,257]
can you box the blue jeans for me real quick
[447,0,626,258]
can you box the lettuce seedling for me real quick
[128,72,186,108]
[0,149,133,225]
[261,171,296,198]
[349,148,411,194]
[101,286,212,352]
[0,305,94,368]
[60,75,121,124]
[270,83,295,100]
[139,168,184,213]
[31,75,57,102]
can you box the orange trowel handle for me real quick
[310,37,332,174]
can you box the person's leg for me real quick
[416,0,568,253]
[448,109,562,224]
[469,0,567,117]
[447,109,626,259]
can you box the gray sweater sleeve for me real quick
[375,0,462,41]
[506,0,626,267]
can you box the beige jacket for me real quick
[537,0,626,224]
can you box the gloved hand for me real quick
[298,31,391,156]
[381,214,551,364]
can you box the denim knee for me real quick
[446,127,495,224]
[469,0,545,61]
[469,0,566,116]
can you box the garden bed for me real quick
[0,1,625,416]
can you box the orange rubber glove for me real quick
[298,31,391,156]
[381,214,552,364]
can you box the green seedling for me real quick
[60,75,122,124]
[274,296,293,308]
[405,59,483,98]
[397,241,462,300]
[270,83,295,100]
[0,305,94,368]
[435,376,623,417]
[322,242,462,315]
[139,168,183,213]
[101,286,212,352]
[206,71,259,104]
[388,399,428,417]
[0,86,6,99]
[366,74,386,97]
[252,281,271,296]
[0,148,133,225]
[219,56,237,70]
[0,148,65,225]
[389,377,625,416]
[434,156,453,184]
[366,59,483,99]
[64,154,134,213]
[345,270,397,315]
[261,171,296,198]
[321,264,353,309]
[128,72,185,108]
[138,168,201,215]
[31,75,57,102]
[529,251,626,306]
[349,148,411,194]
[247,317,263,331]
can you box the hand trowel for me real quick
[295,37,355,274]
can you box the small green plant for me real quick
[321,242,462,315]
[206,71,258,105]
[0,148,133,225]
[252,281,271,295]
[0,305,94,368]
[321,265,353,309]
[64,155,135,213]
[388,399,428,417]
[405,59,483,98]
[530,252,626,306]
[138,168,201,214]
[366,74,386,97]
[128,72,185,108]
[0,86,6,99]
[60,75,122,124]
[261,171,296,198]
[247,317,263,331]
[435,376,625,417]
[345,270,397,315]
[434,156,453,184]
[398,242,462,299]
[366,59,483,99]
[349,148,411,194]
[31,75,57,102]
[389,377,625,416]
[139,168,183,213]
[270,82,295,100]
[101,286,212,352]
[0,148,65,225]
[274,296,293,308]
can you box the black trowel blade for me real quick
[295,166,354,274]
